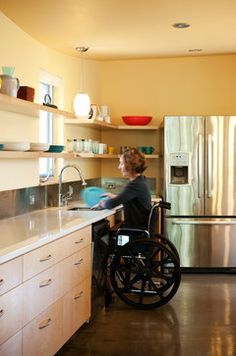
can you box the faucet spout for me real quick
[58,164,87,207]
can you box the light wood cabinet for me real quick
[23,225,91,281]
[23,299,63,356]
[0,256,23,295]
[23,264,61,325]
[0,225,92,355]
[0,285,23,344]
[62,278,91,343]
[0,331,22,356]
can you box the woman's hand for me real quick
[101,192,117,199]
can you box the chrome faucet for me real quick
[58,164,87,206]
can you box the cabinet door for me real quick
[62,278,91,343]
[0,256,23,295]
[61,245,92,293]
[23,264,61,325]
[0,330,22,356]
[23,299,63,356]
[0,285,23,344]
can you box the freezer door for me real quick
[165,217,236,268]
[164,116,204,216]
[205,116,236,215]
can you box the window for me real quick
[39,70,63,179]
[39,82,54,178]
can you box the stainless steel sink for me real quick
[67,206,91,211]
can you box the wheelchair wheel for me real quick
[110,239,181,310]
[154,234,180,263]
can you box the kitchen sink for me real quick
[67,206,91,211]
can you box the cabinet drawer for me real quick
[0,285,23,344]
[0,256,23,295]
[65,225,92,256]
[23,264,61,325]
[23,299,63,356]
[23,225,92,281]
[62,278,91,343]
[23,238,67,281]
[62,245,92,293]
[0,330,22,356]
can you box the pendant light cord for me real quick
[75,46,89,94]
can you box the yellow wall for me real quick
[0,11,102,190]
[100,55,236,126]
[1,10,236,193]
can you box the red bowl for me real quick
[122,116,152,125]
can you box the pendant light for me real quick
[73,46,91,118]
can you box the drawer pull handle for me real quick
[38,318,52,329]
[0,279,4,286]
[74,291,83,300]
[39,278,52,288]
[74,238,84,244]
[74,258,83,266]
[0,309,4,317]
[40,254,52,262]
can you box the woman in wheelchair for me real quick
[95,146,152,230]
[96,147,181,310]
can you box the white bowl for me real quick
[30,142,50,151]
[2,141,30,151]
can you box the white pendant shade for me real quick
[73,92,91,118]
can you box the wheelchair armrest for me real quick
[116,228,150,247]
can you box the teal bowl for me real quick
[47,145,64,153]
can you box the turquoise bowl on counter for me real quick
[0,144,4,150]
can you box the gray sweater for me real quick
[104,175,151,228]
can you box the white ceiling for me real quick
[0,0,236,60]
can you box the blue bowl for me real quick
[47,145,64,153]
[0,144,4,150]
[80,187,106,207]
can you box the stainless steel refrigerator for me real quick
[164,116,236,271]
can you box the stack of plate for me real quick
[1,141,30,151]
[47,145,64,153]
[29,142,50,151]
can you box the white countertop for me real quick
[0,203,120,264]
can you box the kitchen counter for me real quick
[0,203,120,264]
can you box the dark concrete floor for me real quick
[56,274,236,356]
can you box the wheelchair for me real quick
[105,201,181,310]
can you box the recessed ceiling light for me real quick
[172,22,190,29]
[188,48,203,52]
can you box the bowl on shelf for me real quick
[47,145,64,153]
[122,116,152,126]
[0,144,4,150]
[29,142,50,151]
[1,141,30,151]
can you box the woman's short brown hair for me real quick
[122,147,147,174]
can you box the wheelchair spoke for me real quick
[138,280,147,304]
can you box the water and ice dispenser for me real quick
[169,152,190,184]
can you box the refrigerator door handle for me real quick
[207,134,212,198]
[198,134,203,198]
[172,220,236,225]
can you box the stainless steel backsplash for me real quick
[0,177,156,219]
[0,178,101,219]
